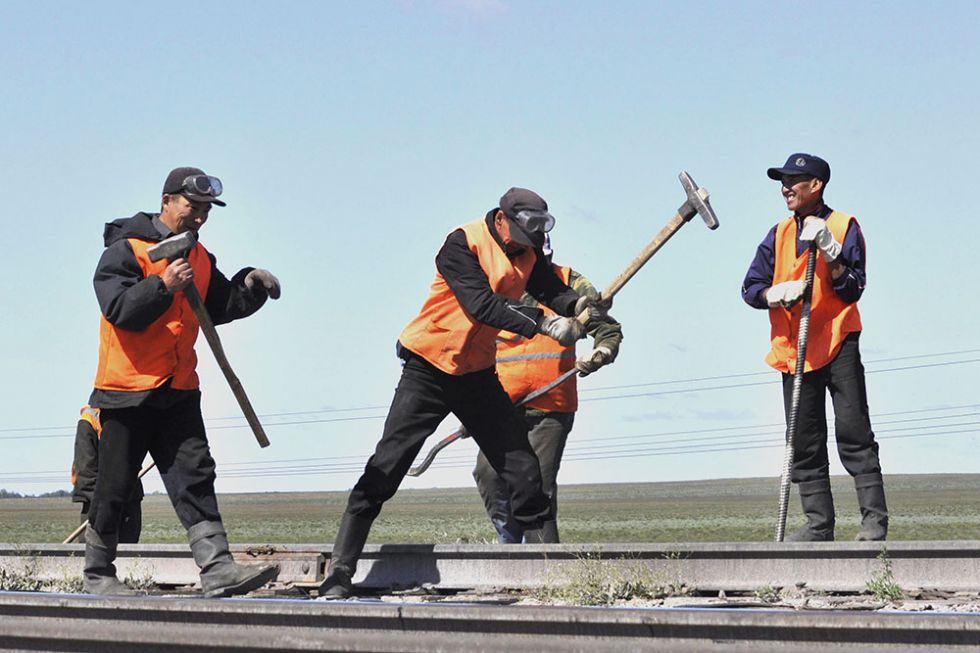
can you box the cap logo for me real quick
[795,157,807,167]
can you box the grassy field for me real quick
[1,474,978,544]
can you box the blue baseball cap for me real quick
[767,153,831,183]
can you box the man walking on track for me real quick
[472,235,623,543]
[85,166,282,596]
[741,153,888,542]
[319,187,607,598]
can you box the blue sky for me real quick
[1,1,978,496]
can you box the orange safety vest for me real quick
[495,265,578,412]
[93,238,212,392]
[765,211,863,373]
[400,219,537,375]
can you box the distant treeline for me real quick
[0,489,70,499]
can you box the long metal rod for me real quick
[775,242,819,542]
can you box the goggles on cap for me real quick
[178,174,223,198]
[513,209,555,234]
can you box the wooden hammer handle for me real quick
[62,461,157,544]
[576,212,687,324]
[184,284,271,448]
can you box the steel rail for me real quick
[0,592,978,652]
[2,541,979,593]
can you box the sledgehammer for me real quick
[407,172,719,476]
[147,231,270,448]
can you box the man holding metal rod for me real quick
[84,167,281,596]
[741,153,888,542]
[319,187,607,599]
[472,235,623,544]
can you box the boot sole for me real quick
[204,564,280,599]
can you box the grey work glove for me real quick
[576,345,613,377]
[764,280,806,308]
[574,294,612,322]
[537,314,587,346]
[799,216,842,263]
[244,269,281,300]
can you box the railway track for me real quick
[2,542,978,651]
[2,541,979,593]
[0,591,978,652]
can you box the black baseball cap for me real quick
[163,166,227,206]
[766,153,831,183]
[498,187,550,249]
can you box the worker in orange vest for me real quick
[742,153,888,541]
[319,187,607,598]
[71,406,144,543]
[473,235,622,543]
[85,167,281,596]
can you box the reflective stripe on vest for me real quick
[93,238,212,392]
[78,405,101,435]
[765,211,863,373]
[495,265,578,412]
[399,219,537,375]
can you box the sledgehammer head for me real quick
[147,231,198,263]
[678,171,719,230]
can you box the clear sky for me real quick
[1,1,978,497]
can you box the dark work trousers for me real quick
[473,410,573,543]
[345,351,553,528]
[782,332,882,483]
[88,393,221,536]
[73,419,144,543]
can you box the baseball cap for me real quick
[766,153,831,183]
[163,166,227,207]
[498,187,553,249]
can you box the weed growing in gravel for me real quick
[866,548,903,602]
[753,584,781,603]
[533,550,689,606]
[0,551,83,593]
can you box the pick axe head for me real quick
[147,231,198,263]
[678,171,719,230]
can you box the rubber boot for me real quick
[318,512,373,599]
[787,478,836,542]
[540,519,560,544]
[854,472,889,541]
[83,526,139,596]
[188,521,280,598]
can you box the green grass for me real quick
[2,474,979,544]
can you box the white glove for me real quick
[244,268,281,299]
[538,314,587,346]
[799,217,842,262]
[576,345,613,377]
[765,280,806,308]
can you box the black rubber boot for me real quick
[83,526,139,596]
[787,478,836,542]
[854,472,889,541]
[540,519,560,544]
[188,521,280,598]
[318,513,373,599]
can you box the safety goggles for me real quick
[513,209,555,233]
[179,174,223,198]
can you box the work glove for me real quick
[537,314,587,346]
[244,269,281,299]
[799,216,842,263]
[765,280,806,309]
[574,295,612,322]
[576,345,613,377]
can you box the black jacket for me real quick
[90,212,268,409]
